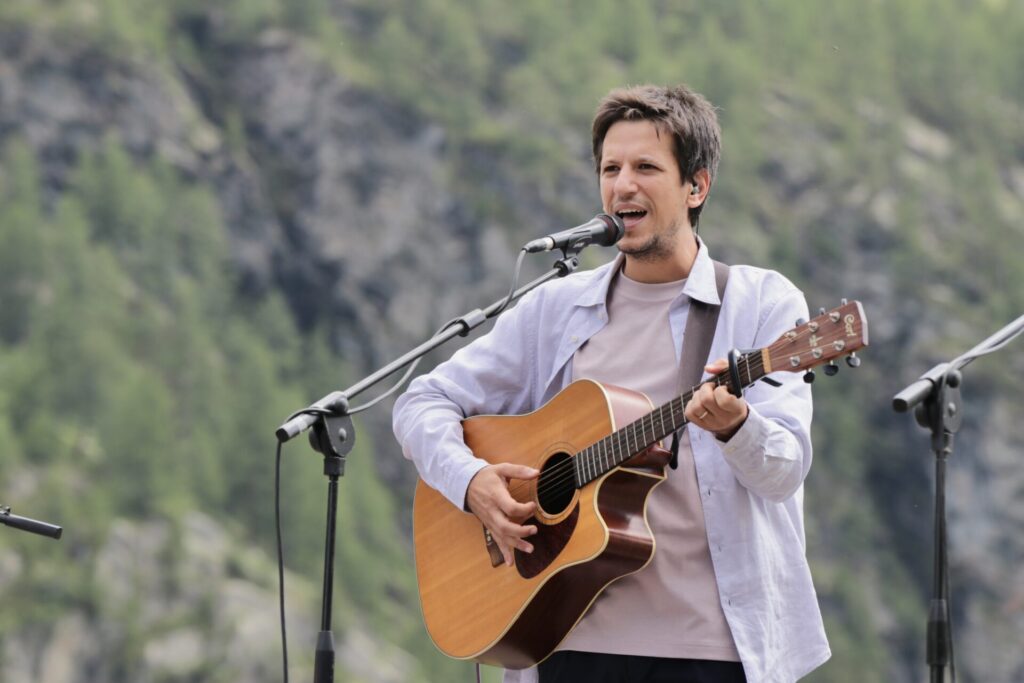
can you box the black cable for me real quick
[945,497,956,683]
[274,248,533,683]
[952,318,1024,368]
[489,248,528,319]
[346,356,426,415]
[276,439,289,683]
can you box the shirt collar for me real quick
[680,237,721,306]
[574,236,721,309]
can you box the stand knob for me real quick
[803,369,816,383]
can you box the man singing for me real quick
[394,84,830,683]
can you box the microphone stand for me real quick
[1,504,63,539]
[276,248,586,683]
[893,312,1024,683]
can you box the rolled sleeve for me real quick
[394,390,489,508]
[717,406,808,503]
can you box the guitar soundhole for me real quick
[537,451,576,516]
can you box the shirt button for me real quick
[571,335,579,342]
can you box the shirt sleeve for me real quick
[716,287,813,503]
[392,292,541,509]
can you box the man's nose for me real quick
[614,167,639,195]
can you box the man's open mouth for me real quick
[616,209,648,227]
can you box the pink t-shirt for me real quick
[560,268,740,662]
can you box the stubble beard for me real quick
[618,216,685,263]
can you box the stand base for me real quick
[313,630,335,683]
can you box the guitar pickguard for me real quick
[514,503,579,579]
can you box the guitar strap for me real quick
[669,259,729,469]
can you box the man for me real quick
[393,85,830,682]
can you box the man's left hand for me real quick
[684,358,749,441]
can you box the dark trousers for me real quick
[537,651,747,683]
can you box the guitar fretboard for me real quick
[572,350,767,487]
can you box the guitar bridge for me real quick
[483,527,504,568]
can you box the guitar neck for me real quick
[573,349,768,487]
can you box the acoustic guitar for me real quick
[412,300,868,669]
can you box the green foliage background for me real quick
[1,0,1022,681]
[0,137,429,677]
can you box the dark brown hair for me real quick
[592,84,721,227]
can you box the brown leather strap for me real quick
[670,260,729,468]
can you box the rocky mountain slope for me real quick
[1,4,1022,681]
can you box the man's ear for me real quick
[687,168,711,206]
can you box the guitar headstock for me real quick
[766,300,869,377]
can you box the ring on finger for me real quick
[698,410,710,420]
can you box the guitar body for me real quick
[412,379,667,669]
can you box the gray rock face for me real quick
[0,512,319,682]
[1,512,418,682]
[224,33,486,355]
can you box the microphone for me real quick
[523,213,625,253]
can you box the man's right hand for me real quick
[465,463,539,567]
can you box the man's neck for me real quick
[622,234,700,284]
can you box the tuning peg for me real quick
[845,352,861,368]
[818,307,827,316]
[841,298,848,305]
[824,360,839,376]
[803,369,816,383]
[795,318,807,326]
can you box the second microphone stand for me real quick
[893,312,1024,683]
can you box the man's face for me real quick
[599,119,692,264]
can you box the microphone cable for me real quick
[275,249,532,681]
[489,248,528,319]
[276,439,289,683]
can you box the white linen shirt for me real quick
[393,241,831,683]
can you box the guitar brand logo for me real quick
[844,314,857,337]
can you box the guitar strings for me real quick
[517,360,758,502]
[504,352,769,503]
[510,392,699,502]
[520,358,774,507]
[507,353,768,501]
[531,352,768,499]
